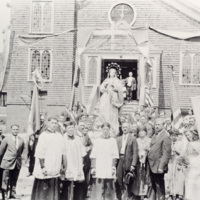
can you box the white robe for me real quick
[99,77,123,132]
[185,142,200,200]
[63,135,86,181]
[90,137,119,179]
[34,131,65,179]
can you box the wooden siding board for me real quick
[7,0,200,111]
[8,0,75,106]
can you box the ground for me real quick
[11,166,33,200]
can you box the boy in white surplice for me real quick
[90,122,119,200]
[60,121,86,200]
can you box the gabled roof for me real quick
[161,0,200,23]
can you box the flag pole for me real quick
[168,65,174,129]
[69,50,78,111]
[169,65,183,129]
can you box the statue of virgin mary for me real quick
[99,64,124,134]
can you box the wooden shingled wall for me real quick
[8,0,75,106]
[77,0,200,110]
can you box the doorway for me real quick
[101,59,138,100]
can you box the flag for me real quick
[190,96,200,135]
[27,85,40,136]
[77,101,86,113]
[70,47,86,110]
[144,59,154,107]
[65,107,77,124]
[145,86,154,107]
[171,78,183,129]
[73,66,80,88]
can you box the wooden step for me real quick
[120,100,139,115]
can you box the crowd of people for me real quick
[0,102,198,200]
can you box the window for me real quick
[180,53,200,85]
[0,93,7,107]
[31,1,53,34]
[85,56,101,85]
[182,54,192,84]
[29,49,52,81]
[88,57,97,85]
[193,53,200,84]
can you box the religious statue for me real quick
[125,72,136,101]
[99,63,124,134]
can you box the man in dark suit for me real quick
[148,118,171,200]
[0,127,5,146]
[76,120,92,200]
[0,124,24,199]
[116,122,138,200]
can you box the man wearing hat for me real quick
[76,120,92,200]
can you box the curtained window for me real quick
[31,1,53,34]
[88,57,97,85]
[192,53,200,84]
[43,3,52,33]
[32,3,42,33]
[85,56,100,85]
[31,50,40,73]
[181,53,200,85]
[41,50,51,80]
[30,49,52,81]
[182,54,192,84]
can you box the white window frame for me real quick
[179,52,200,86]
[85,55,101,86]
[30,0,54,34]
[27,48,53,82]
[150,55,158,89]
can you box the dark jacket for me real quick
[0,135,24,170]
[148,129,171,173]
[116,133,138,170]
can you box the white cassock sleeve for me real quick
[35,132,47,159]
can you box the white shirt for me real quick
[127,77,133,87]
[12,136,19,149]
[77,131,85,144]
[120,133,129,154]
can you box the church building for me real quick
[1,0,200,131]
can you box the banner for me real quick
[191,96,200,135]
[27,85,40,136]
[171,78,183,129]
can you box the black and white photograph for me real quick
[0,0,200,199]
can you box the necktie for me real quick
[14,137,17,148]
[82,135,85,144]
[68,135,74,140]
